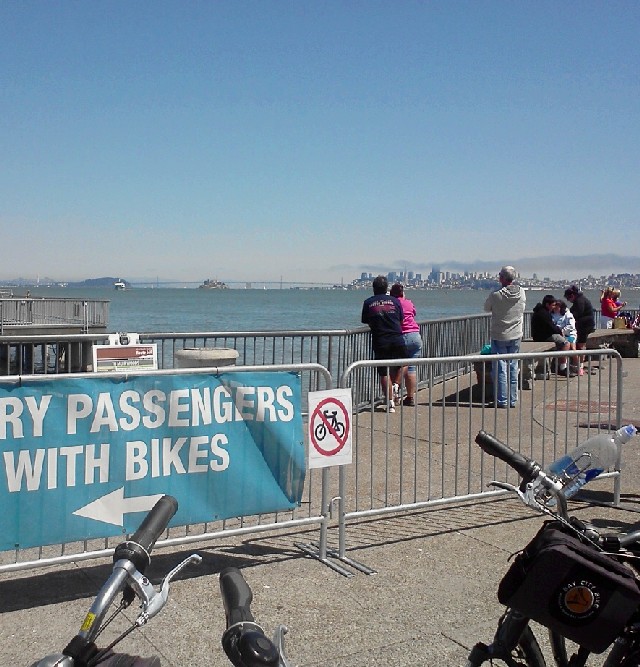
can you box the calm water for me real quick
[23,286,608,334]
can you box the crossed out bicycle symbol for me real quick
[313,409,346,441]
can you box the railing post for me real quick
[614,352,625,506]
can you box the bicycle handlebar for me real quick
[475,431,539,482]
[130,494,178,552]
[37,500,289,667]
[220,567,255,625]
[112,494,178,573]
[220,567,281,667]
[51,495,187,667]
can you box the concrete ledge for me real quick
[520,340,557,356]
[586,329,639,358]
[473,340,556,390]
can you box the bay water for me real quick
[23,286,606,334]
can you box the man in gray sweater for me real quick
[483,266,526,408]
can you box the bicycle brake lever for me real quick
[489,481,542,511]
[272,625,293,667]
[488,481,520,494]
[137,553,202,624]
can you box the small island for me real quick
[199,278,228,289]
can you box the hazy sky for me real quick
[1,1,638,284]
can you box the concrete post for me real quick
[174,347,239,369]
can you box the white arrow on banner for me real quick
[73,487,165,527]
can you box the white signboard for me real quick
[92,334,158,372]
[307,389,352,468]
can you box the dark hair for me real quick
[564,285,580,299]
[372,275,388,295]
[542,294,556,307]
[556,299,567,314]
[390,283,404,298]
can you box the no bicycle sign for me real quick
[308,389,352,468]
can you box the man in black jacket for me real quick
[361,275,407,412]
[531,294,574,376]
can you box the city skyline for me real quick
[4,256,640,291]
[1,4,638,284]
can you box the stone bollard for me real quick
[174,347,239,369]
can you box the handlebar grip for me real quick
[220,567,255,626]
[475,431,538,482]
[130,495,178,553]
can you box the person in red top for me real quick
[600,287,626,329]
[390,283,422,406]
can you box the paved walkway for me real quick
[2,357,640,666]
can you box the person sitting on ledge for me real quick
[564,284,595,375]
[531,294,574,377]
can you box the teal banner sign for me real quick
[0,371,305,550]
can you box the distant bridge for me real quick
[130,280,341,288]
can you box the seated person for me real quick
[531,294,573,377]
[600,287,625,329]
[553,299,579,374]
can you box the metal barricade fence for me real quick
[0,363,334,574]
[334,348,623,561]
[0,348,627,575]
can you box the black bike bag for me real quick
[497,521,640,653]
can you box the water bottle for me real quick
[546,425,637,502]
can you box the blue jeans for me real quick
[402,331,422,372]
[490,339,520,406]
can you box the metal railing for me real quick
[3,306,638,403]
[0,313,492,402]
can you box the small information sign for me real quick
[92,338,158,372]
[93,333,158,373]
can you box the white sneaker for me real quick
[392,383,400,404]
[388,401,396,413]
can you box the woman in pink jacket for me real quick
[390,283,422,406]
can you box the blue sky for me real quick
[1,1,638,284]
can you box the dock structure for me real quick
[0,296,110,374]
[0,296,109,336]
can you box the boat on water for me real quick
[114,279,126,290]
[199,278,229,289]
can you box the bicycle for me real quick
[313,409,346,441]
[33,495,291,667]
[465,430,640,667]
